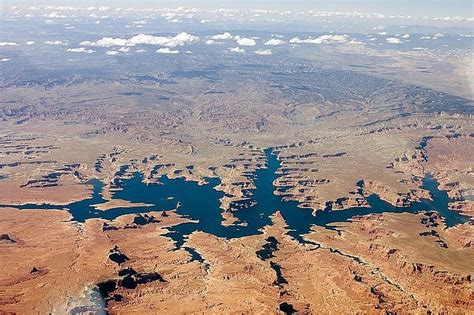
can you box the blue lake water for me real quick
[2,149,471,247]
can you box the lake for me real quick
[2,149,471,248]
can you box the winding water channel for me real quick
[3,149,471,247]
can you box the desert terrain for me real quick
[0,4,473,314]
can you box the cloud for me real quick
[229,47,245,53]
[44,40,67,45]
[386,37,402,44]
[235,36,256,46]
[26,41,35,45]
[156,47,179,54]
[211,32,233,40]
[80,37,129,47]
[210,33,258,46]
[205,39,222,45]
[401,34,410,39]
[81,32,199,48]
[0,58,10,62]
[67,47,95,53]
[46,11,67,18]
[130,32,198,47]
[254,49,272,55]
[106,50,118,55]
[264,39,285,46]
[289,34,349,44]
[20,6,474,24]
[0,42,18,46]
[118,46,130,53]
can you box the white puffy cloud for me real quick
[106,50,118,55]
[46,11,67,18]
[205,39,222,45]
[156,47,179,54]
[211,32,233,40]
[210,33,257,46]
[26,41,35,45]
[386,37,402,44]
[289,34,349,44]
[118,46,130,53]
[80,37,129,47]
[401,34,410,39]
[81,32,199,48]
[131,32,198,47]
[44,40,67,45]
[0,58,10,62]
[229,47,245,53]
[235,36,256,46]
[264,38,285,46]
[67,47,95,53]
[254,49,272,55]
[0,42,18,46]
[162,12,177,19]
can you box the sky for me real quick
[4,0,474,17]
